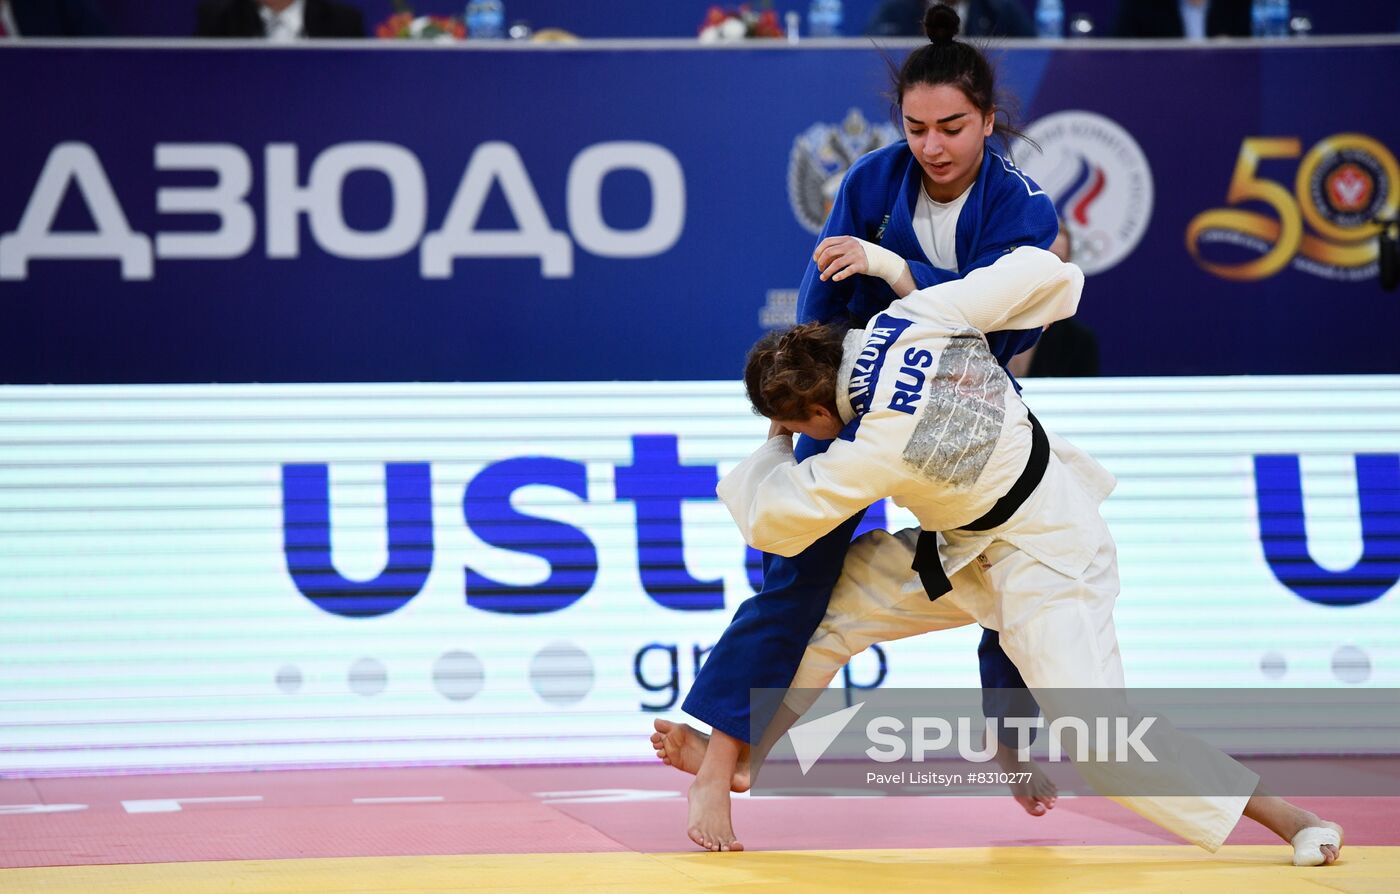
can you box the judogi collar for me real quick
[835,328,866,426]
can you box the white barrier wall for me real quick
[1,377,1397,774]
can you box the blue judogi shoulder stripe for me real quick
[839,313,913,442]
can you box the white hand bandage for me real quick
[856,238,908,286]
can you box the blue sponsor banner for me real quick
[1,41,1398,383]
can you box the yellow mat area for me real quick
[5,846,1397,894]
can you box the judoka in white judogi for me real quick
[718,245,1339,861]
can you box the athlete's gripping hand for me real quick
[814,236,913,296]
[814,235,872,282]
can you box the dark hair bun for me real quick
[924,3,960,43]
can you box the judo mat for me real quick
[4,761,1398,893]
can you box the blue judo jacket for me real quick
[798,141,1059,370]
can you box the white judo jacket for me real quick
[718,246,1116,586]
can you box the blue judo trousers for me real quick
[683,143,1056,744]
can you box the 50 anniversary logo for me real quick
[1187,133,1399,282]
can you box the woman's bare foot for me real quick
[1291,820,1344,866]
[686,776,744,852]
[1243,793,1343,866]
[651,719,751,792]
[994,741,1057,816]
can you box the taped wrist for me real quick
[858,238,907,286]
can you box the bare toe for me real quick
[687,779,739,854]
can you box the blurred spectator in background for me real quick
[1008,222,1100,377]
[867,0,1034,37]
[0,0,110,36]
[1112,0,1251,38]
[196,0,366,39]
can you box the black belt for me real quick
[913,411,1049,601]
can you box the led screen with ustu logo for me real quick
[1,377,1396,773]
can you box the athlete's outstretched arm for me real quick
[893,246,1082,333]
[718,414,910,559]
[827,239,1082,335]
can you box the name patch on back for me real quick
[841,313,913,441]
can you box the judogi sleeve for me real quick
[717,426,904,558]
[796,153,902,324]
[892,246,1083,334]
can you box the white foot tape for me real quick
[1291,826,1341,866]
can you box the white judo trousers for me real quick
[785,447,1258,852]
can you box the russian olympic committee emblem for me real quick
[788,109,901,235]
[1014,111,1155,276]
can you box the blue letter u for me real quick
[1254,454,1400,607]
[282,462,434,618]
